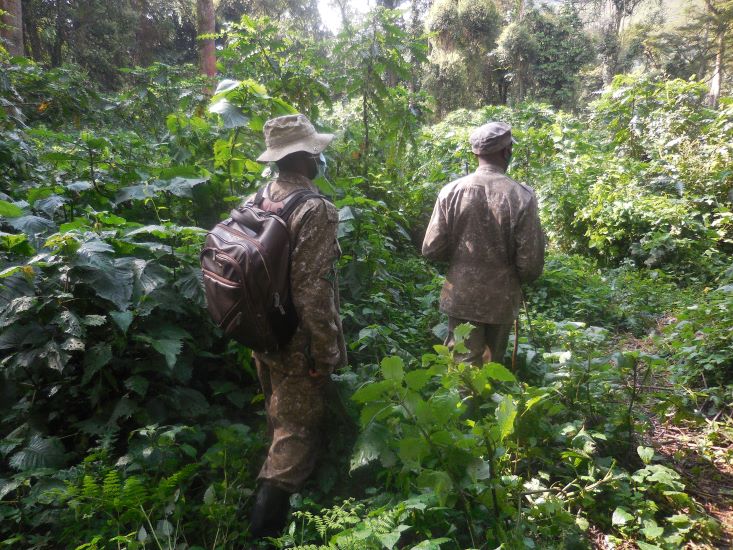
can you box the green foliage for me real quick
[219,15,331,121]
[1,20,731,550]
[664,263,733,390]
[327,7,428,178]
[410,88,730,277]
[426,0,504,111]
[592,75,733,199]
[21,0,198,88]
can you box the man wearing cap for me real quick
[422,121,544,366]
[248,114,347,543]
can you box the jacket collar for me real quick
[476,164,507,175]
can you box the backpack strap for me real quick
[277,189,327,221]
[253,183,326,222]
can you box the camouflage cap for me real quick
[257,114,334,163]
[469,121,516,155]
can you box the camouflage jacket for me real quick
[253,172,347,373]
[422,165,545,324]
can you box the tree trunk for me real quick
[707,27,726,107]
[0,0,24,56]
[132,0,155,66]
[196,0,216,78]
[22,4,42,61]
[409,0,422,93]
[51,0,64,67]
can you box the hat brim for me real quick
[256,132,335,163]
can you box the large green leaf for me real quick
[0,479,22,500]
[175,266,204,306]
[125,375,150,397]
[108,397,138,426]
[33,195,68,217]
[0,322,47,350]
[351,380,391,404]
[65,181,93,193]
[483,362,516,382]
[110,310,134,334]
[131,259,169,297]
[75,238,115,270]
[408,540,451,550]
[209,99,249,129]
[53,310,84,337]
[163,387,209,417]
[0,200,24,218]
[7,216,56,244]
[611,506,634,526]
[495,395,517,441]
[151,338,182,368]
[82,342,112,385]
[416,469,454,506]
[124,225,170,239]
[214,79,241,95]
[350,423,392,472]
[0,231,34,255]
[114,184,159,205]
[381,356,404,383]
[398,437,431,467]
[405,369,432,391]
[40,340,70,371]
[8,435,66,472]
[78,257,135,311]
[0,296,36,328]
[158,176,209,198]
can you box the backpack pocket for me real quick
[201,247,245,334]
[202,270,242,331]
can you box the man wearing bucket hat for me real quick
[422,121,544,366]
[248,114,347,543]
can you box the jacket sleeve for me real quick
[422,197,451,262]
[290,199,344,373]
[514,194,545,283]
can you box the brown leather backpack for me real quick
[200,184,325,352]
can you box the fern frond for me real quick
[122,476,147,507]
[156,462,198,497]
[82,475,100,500]
[102,470,121,501]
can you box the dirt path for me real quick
[608,330,733,549]
[649,416,733,548]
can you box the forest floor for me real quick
[651,416,733,548]
[572,322,732,550]
[617,324,733,549]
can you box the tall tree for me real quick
[703,0,733,106]
[580,0,650,85]
[425,0,504,113]
[197,0,216,77]
[0,0,24,56]
[217,0,323,37]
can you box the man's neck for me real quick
[278,169,312,182]
[477,158,507,173]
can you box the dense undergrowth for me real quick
[1,21,732,550]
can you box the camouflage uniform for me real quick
[252,171,346,493]
[422,164,544,365]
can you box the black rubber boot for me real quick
[249,481,291,545]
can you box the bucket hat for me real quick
[256,114,334,163]
[469,121,517,155]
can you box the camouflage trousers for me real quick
[446,317,512,367]
[254,350,327,493]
